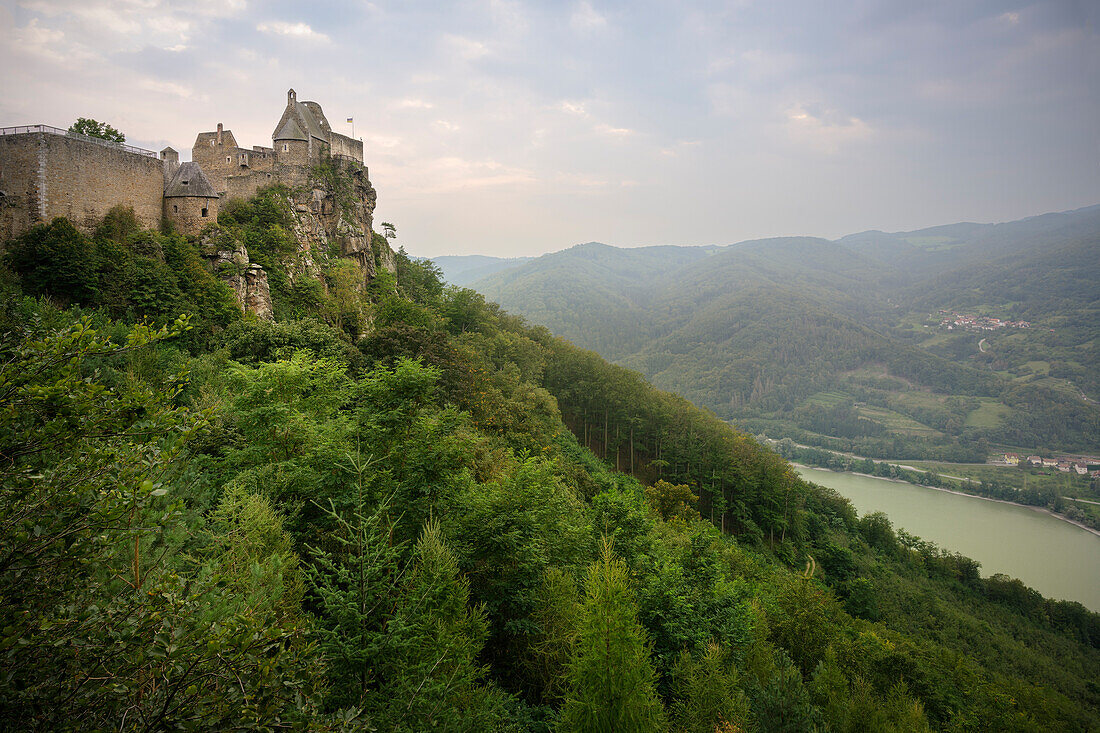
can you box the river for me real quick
[794,465,1100,611]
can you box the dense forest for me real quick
[2,188,1099,731]
[470,208,1100,460]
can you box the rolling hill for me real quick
[459,207,1100,459]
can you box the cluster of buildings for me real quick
[938,311,1031,332]
[1003,453,1097,476]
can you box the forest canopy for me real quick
[1,200,1097,731]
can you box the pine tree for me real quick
[306,461,408,712]
[373,519,508,732]
[669,643,753,733]
[560,539,666,733]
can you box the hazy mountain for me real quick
[467,207,1100,458]
[426,254,533,287]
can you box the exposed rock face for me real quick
[202,240,274,320]
[286,160,390,286]
[200,157,395,322]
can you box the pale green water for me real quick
[794,465,1100,611]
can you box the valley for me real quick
[453,205,1100,465]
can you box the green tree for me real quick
[560,540,666,732]
[669,643,753,733]
[305,457,407,712]
[0,316,324,730]
[68,117,125,142]
[5,218,98,304]
[372,520,508,731]
[748,650,819,733]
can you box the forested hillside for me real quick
[2,191,1099,730]
[470,207,1100,460]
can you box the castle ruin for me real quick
[0,89,369,240]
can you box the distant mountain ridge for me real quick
[425,254,533,287]
[459,206,1100,459]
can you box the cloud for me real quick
[391,98,435,110]
[445,34,490,60]
[433,120,460,132]
[594,123,634,137]
[559,100,589,117]
[784,104,872,154]
[406,156,536,193]
[137,78,202,100]
[571,1,607,33]
[257,21,329,42]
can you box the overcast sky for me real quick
[2,0,1097,257]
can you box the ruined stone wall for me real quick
[194,142,264,194]
[0,135,41,241]
[165,196,218,237]
[225,171,277,202]
[330,132,363,163]
[0,132,163,238]
[275,139,310,168]
[248,148,275,173]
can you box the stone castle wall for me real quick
[0,135,41,241]
[194,138,276,195]
[0,132,164,238]
[225,171,277,202]
[330,132,363,162]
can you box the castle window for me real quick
[201,207,208,218]
[226,156,231,163]
[173,205,178,213]
[282,143,288,152]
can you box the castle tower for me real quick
[163,162,219,236]
[160,147,180,181]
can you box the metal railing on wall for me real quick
[0,125,159,158]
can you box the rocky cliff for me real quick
[203,158,395,321]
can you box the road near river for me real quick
[794,465,1100,611]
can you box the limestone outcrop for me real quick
[202,240,274,320]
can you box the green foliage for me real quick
[372,520,510,731]
[306,483,407,712]
[0,315,323,730]
[68,117,125,142]
[669,643,753,733]
[4,209,239,336]
[5,218,98,304]
[560,540,667,732]
[2,193,1099,729]
[645,479,701,522]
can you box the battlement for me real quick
[0,125,159,158]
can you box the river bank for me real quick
[792,465,1100,610]
[793,463,1100,539]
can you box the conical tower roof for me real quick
[164,161,218,198]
